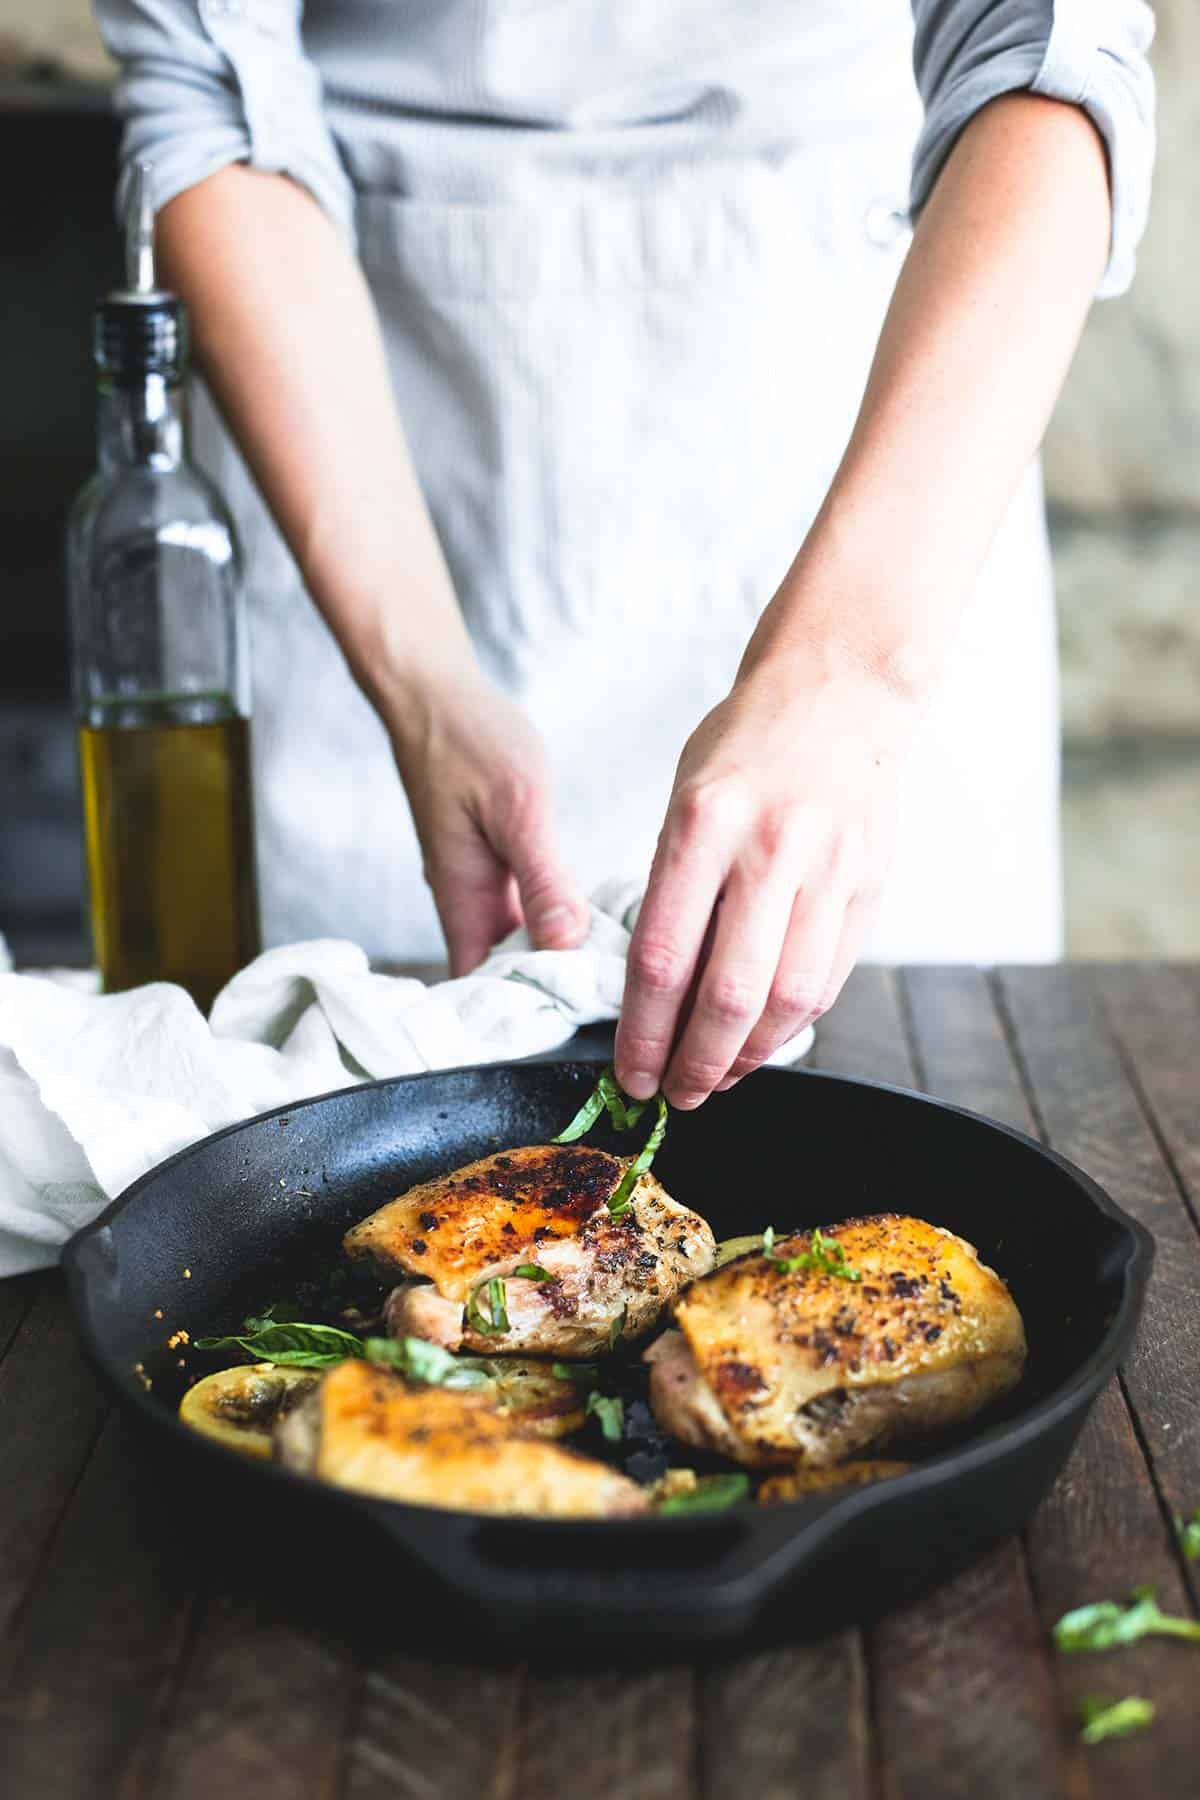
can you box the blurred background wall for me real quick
[1,1,1195,963]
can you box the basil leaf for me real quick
[761,1224,861,1283]
[1079,1696,1155,1745]
[1054,1586,1200,1651]
[552,1065,651,1142]
[513,1264,554,1282]
[363,1336,490,1389]
[552,1081,609,1144]
[585,1391,625,1443]
[1176,1509,1200,1561]
[657,1474,751,1516]
[608,1303,629,1351]
[195,1318,364,1370]
[465,1277,510,1337]
[608,1094,668,1218]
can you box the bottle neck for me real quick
[97,374,186,473]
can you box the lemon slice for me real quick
[179,1363,321,1459]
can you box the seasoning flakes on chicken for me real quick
[343,1143,716,1358]
[646,1214,1026,1468]
[275,1358,648,1518]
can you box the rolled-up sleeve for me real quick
[95,0,356,244]
[910,1,1156,297]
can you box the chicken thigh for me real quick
[646,1214,1025,1468]
[275,1358,647,1517]
[344,1143,715,1358]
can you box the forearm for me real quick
[743,92,1111,704]
[157,166,476,714]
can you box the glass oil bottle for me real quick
[67,165,260,1011]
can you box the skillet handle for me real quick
[380,1502,821,1646]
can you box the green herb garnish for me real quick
[1054,1586,1200,1652]
[607,1094,668,1218]
[553,1067,647,1141]
[585,1391,625,1443]
[608,1303,629,1351]
[760,1224,861,1283]
[465,1277,510,1337]
[195,1317,364,1369]
[1175,1509,1200,1561]
[657,1474,751,1516]
[1079,1696,1156,1745]
[551,1066,669,1218]
[363,1336,490,1389]
[513,1264,554,1282]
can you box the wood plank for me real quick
[0,1275,108,1639]
[0,1268,41,1367]
[832,967,1070,1800]
[1089,962,1200,1231]
[998,965,1200,1796]
[902,966,1035,1134]
[149,1594,360,1800]
[516,1668,692,1800]
[698,1639,870,1800]
[0,1408,196,1799]
[812,964,912,1088]
[344,1657,518,1800]
[871,1539,1067,1800]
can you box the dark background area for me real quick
[2,87,120,965]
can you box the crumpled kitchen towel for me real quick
[0,880,812,1277]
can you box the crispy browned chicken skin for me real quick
[275,1359,647,1517]
[344,1143,715,1357]
[646,1214,1026,1468]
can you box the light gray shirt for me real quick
[95,1,1154,298]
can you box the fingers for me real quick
[435,860,523,978]
[614,787,738,1100]
[716,878,852,1084]
[659,848,803,1108]
[502,801,589,953]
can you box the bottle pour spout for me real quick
[125,161,158,297]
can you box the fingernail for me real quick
[622,1070,657,1099]
[536,905,577,943]
[673,1092,706,1111]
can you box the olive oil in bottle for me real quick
[67,166,260,1010]
[79,696,258,1011]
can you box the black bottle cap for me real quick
[94,293,188,386]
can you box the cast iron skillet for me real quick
[63,1053,1152,1660]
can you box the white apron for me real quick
[193,2,1062,967]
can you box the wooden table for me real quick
[1,963,1198,1799]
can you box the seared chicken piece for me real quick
[275,1359,647,1517]
[344,1143,715,1358]
[646,1214,1025,1468]
[757,1460,911,1505]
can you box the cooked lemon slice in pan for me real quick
[179,1363,321,1459]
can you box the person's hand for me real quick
[385,673,588,975]
[614,654,916,1108]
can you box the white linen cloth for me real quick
[93,1,1156,970]
[0,883,812,1279]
